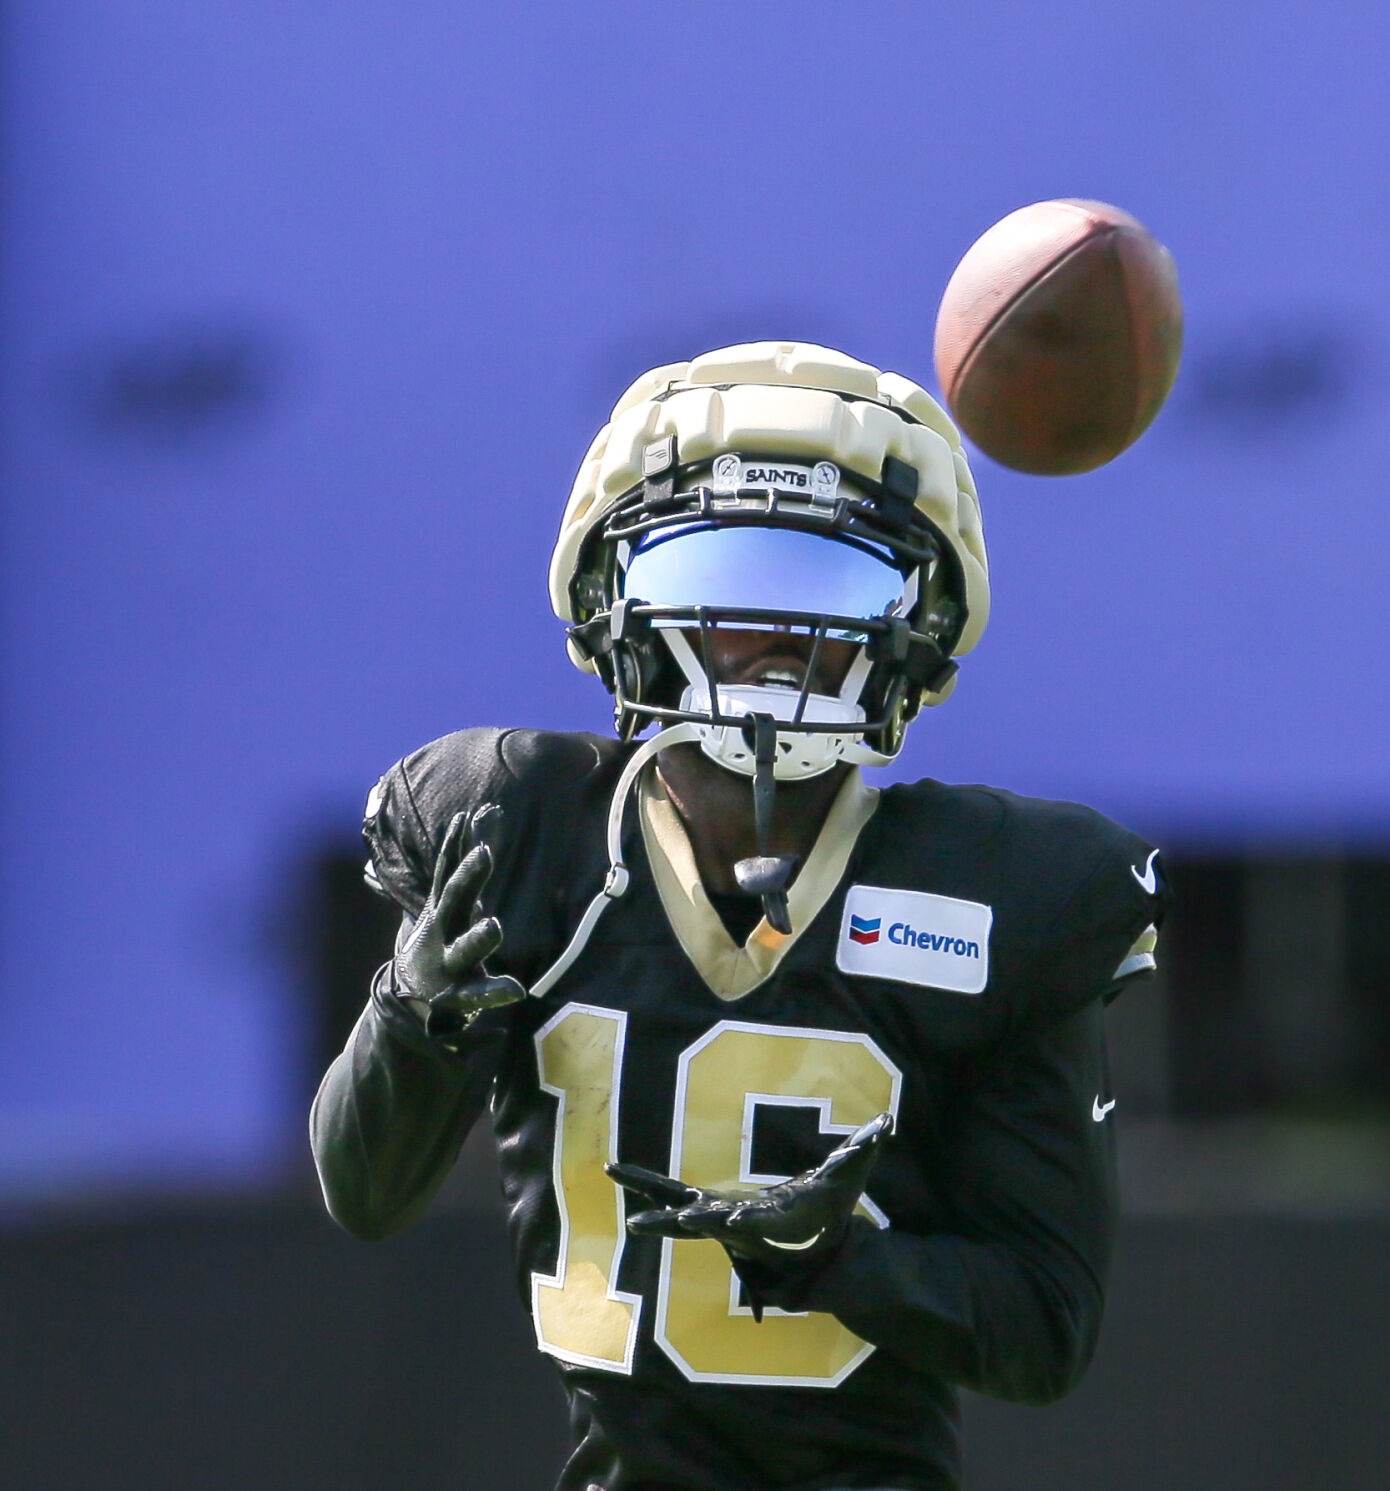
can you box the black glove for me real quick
[393,804,526,1048]
[607,1111,893,1320]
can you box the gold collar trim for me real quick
[638,764,879,1001]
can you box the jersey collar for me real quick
[638,763,879,1001]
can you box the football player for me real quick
[312,342,1168,1491]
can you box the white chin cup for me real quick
[679,683,865,780]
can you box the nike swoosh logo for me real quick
[1131,849,1159,896]
[1093,1096,1116,1122]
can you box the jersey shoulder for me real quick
[362,727,626,916]
[972,780,1152,875]
[881,778,1169,1020]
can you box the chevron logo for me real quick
[839,884,992,995]
[848,915,881,945]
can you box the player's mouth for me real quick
[708,630,857,695]
[734,654,812,691]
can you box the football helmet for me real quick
[550,343,989,779]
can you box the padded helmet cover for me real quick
[549,342,989,707]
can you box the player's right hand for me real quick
[607,1112,893,1320]
[393,804,526,1043]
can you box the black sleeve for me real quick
[798,1000,1116,1404]
[310,960,510,1241]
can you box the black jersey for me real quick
[313,728,1168,1491]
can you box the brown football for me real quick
[934,199,1183,475]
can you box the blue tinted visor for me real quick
[621,525,908,636]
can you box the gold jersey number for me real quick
[531,1005,902,1388]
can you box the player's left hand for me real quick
[606,1111,893,1320]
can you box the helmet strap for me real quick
[529,720,702,999]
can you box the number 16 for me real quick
[531,1004,902,1388]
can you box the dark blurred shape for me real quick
[965,1216,1390,1491]
[1162,852,1390,1117]
[1247,857,1348,1098]
[1344,859,1390,1096]
[1162,856,1258,1115]
[0,1205,570,1491]
[79,321,280,438]
[306,844,401,1080]
[1,1205,1385,1491]
[1184,317,1368,428]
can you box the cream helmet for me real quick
[550,342,989,777]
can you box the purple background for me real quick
[3,1,1387,1193]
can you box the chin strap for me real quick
[529,721,701,998]
[731,713,798,934]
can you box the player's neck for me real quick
[654,742,851,897]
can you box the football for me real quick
[934,199,1183,475]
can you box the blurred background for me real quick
[3,2,1388,1487]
